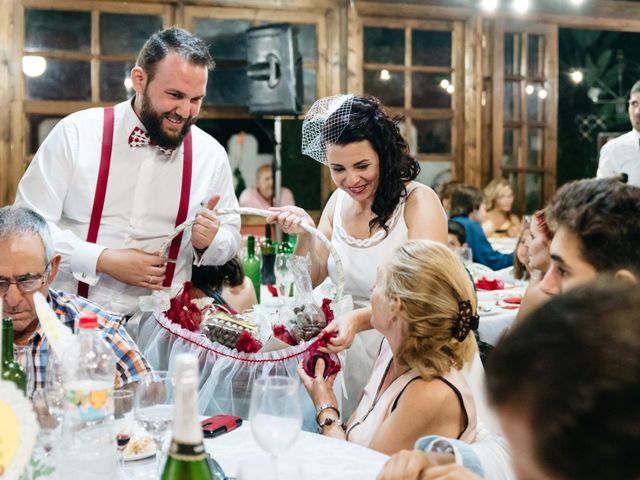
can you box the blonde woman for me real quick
[299,240,478,455]
[482,179,522,238]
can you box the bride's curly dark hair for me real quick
[324,95,420,233]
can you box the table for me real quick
[476,286,524,346]
[125,422,389,479]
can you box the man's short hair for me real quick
[0,205,53,264]
[487,278,640,480]
[630,80,640,96]
[449,185,484,217]
[448,219,466,245]
[136,27,215,82]
[546,177,640,276]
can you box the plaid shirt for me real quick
[27,289,152,391]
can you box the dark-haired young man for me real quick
[15,27,240,316]
[540,177,640,296]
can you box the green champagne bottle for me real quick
[260,224,276,285]
[161,354,213,480]
[277,232,294,255]
[242,235,261,303]
[2,318,27,394]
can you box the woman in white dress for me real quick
[268,94,447,412]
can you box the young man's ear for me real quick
[614,269,639,284]
[130,66,147,95]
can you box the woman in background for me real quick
[482,179,522,238]
[191,257,256,313]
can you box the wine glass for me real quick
[114,389,135,477]
[274,254,294,302]
[14,345,35,399]
[248,376,302,479]
[135,371,174,477]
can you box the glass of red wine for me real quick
[113,389,135,477]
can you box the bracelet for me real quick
[315,403,341,427]
[317,415,342,433]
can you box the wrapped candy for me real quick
[164,282,201,332]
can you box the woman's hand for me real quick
[378,455,479,480]
[266,206,316,236]
[422,465,482,480]
[319,307,372,354]
[297,358,338,407]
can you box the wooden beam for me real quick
[0,0,12,205]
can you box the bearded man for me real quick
[15,27,240,316]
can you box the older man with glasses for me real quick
[0,205,152,392]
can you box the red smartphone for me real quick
[201,415,243,438]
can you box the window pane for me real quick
[414,120,451,155]
[412,30,451,67]
[28,116,62,154]
[528,128,544,167]
[295,24,317,62]
[100,14,163,55]
[526,82,547,122]
[412,73,452,109]
[26,59,91,100]
[363,69,404,107]
[101,62,135,102]
[205,66,248,106]
[525,173,543,212]
[25,9,90,52]
[527,35,544,77]
[364,27,404,65]
[193,19,251,60]
[303,68,317,105]
[504,81,521,122]
[416,161,452,190]
[504,33,522,76]
[503,128,520,167]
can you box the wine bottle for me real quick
[277,232,294,255]
[2,318,27,394]
[242,235,261,303]
[161,354,213,480]
[261,224,276,285]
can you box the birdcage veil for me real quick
[301,94,355,164]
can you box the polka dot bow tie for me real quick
[128,126,174,156]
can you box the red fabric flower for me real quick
[320,298,334,325]
[475,277,505,291]
[266,283,278,297]
[272,324,296,346]
[164,281,202,332]
[235,329,263,353]
[302,331,341,379]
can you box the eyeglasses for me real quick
[0,265,50,295]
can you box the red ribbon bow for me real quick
[128,126,174,156]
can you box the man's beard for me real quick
[139,89,196,150]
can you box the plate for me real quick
[124,449,156,462]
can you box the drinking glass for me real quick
[31,388,61,456]
[457,246,473,267]
[247,376,302,479]
[135,371,174,477]
[114,389,135,477]
[274,253,294,301]
[14,345,35,399]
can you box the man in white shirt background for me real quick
[15,27,241,316]
[596,80,640,186]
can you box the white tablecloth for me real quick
[476,286,524,346]
[124,422,388,479]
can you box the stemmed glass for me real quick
[114,389,135,478]
[135,371,174,477]
[274,254,294,302]
[247,376,302,479]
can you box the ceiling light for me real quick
[569,0,584,5]
[446,85,455,94]
[480,0,499,12]
[440,79,450,89]
[512,0,530,14]
[538,88,548,100]
[123,77,133,90]
[380,69,390,81]
[525,84,535,95]
[569,70,584,84]
[22,56,47,78]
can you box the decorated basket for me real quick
[137,207,351,420]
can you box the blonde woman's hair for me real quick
[384,240,478,379]
[484,178,513,211]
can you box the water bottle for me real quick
[59,314,117,479]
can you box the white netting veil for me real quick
[301,94,354,164]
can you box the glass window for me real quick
[100,14,163,55]
[193,19,251,61]
[364,27,404,65]
[412,73,452,109]
[295,24,317,62]
[26,60,91,100]
[416,160,452,189]
[503,128,520,167]
[412,30,451,67]
[206,66,248,106]
[504,33,522,76]
[525,173,543,212]
[526,82,547,122]
[415,119,451,155]
[303,68,317,105]
[527,35,544,77]
[25,9,90,52]
[100,62,136,102]
[528,128,544,167]
[504,81,521,122]
[363,69,404,107]
[28,116,62,154]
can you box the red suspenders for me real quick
[78,107,193,298]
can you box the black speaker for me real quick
[245,24,304,115]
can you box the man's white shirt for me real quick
[15,100,241,315]
[597,129,640,186]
